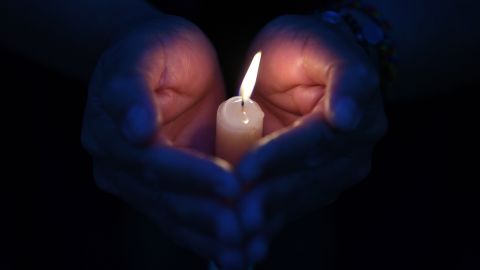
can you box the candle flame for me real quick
[240,51,262,102]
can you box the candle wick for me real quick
[241,99,245,107]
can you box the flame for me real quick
[239,51,262,102]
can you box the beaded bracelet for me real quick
[330,0,398,91]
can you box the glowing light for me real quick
[239,51,262,103]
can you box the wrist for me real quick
[317,1,397,92]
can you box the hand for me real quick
[235,15,388,263]
[81,15,246,269]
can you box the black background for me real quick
[5,1,478,269]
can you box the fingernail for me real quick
[247,236,268,263]
[333,98,362,131]
[122,105,155,143]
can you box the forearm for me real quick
[1,0,162,79]
[366,0,479,101]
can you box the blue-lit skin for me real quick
[81,15,248,270]
[4,0,480,269]
[81,14,387,269]
[235,14,387,264]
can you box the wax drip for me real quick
[241,102,249,124]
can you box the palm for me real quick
[253,39,326,135]
[150,40,225,155]
[104,18,226,155]
[251,15,354,135]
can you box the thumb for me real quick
[100,76,160,144]
[324,62,379,131]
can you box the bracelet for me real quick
[320,0,397,91]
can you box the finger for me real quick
[326,89,387,147]
[239,160,348,235]
[144,147,241,199]
[236,117,332,182]
[162,192,243,244]
[260,173,341,222]
[100,76,160,144]
[322,61,379,131]
[88,110,241,199]
[81,118,108,158]
[238,191,264,234]
[238,173,309,236]
[259,208,311,243]
[245,235,269,264]
[87,107,146,162]
[238,174,304,236]
[100,164,245,265]
[236,105,384,184]
[92,158,121,195]
[103,163,230,233]
[260,156,351,214]
[298,24,379,131]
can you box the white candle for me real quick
[216,52,264,165]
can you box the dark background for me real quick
[6,1,478,269]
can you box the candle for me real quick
[216,52,264,165]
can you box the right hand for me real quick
[234,15,387,264]
[81,15,246,269]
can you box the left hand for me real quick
[234,15,388,263]
[81,16,247,269]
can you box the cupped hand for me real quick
[235,15,388,263]
[81,15,246,269]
